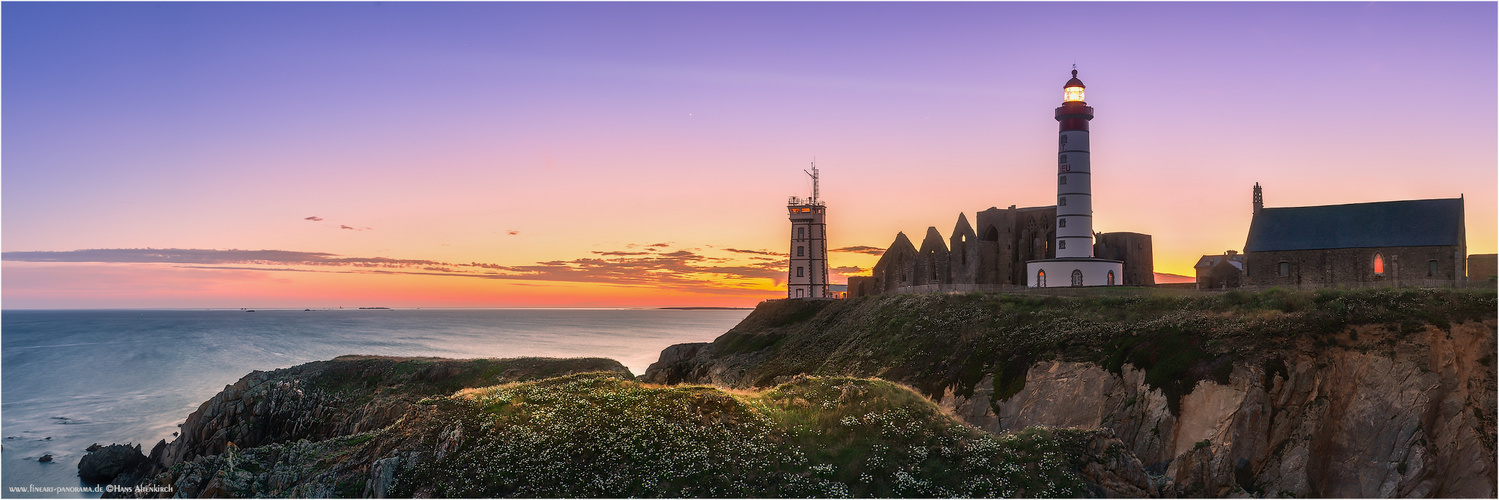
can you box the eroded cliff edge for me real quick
[643,288,1498,497]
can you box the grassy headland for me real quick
[688,287,1495,413]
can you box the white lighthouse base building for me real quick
[1027,258,1124,287]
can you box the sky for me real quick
[3,2,1495,308]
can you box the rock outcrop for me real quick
[77,443,146,484]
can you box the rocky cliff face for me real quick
[943,320,1496,497]
[643,289,1498,497]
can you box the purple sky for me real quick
[4,2,1495,308]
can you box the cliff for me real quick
[101,355,1154,497]
[642,288,1498,497]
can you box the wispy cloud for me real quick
[723,248,785,257]
[3,246,787,295]
[832,245,885,255]
[304,216,324,222]
[831,265,867,274]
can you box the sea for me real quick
[0,308,752,498]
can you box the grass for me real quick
[682,287,1495,416]
[389,373,1091,498]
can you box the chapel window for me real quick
[1428,260,1439,277]
[1278,261,1290,277]
[1373,253,1385,275]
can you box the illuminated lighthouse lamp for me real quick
[1063,77,1084,102]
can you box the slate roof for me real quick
[1194,254,1244,270]
[1245,198,1464,252]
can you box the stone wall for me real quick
[976,206,1056,285]
[1095,232,1156,285]
[916,227,950,286]
[1470,254,1498,282]
[1246,245,1465,288]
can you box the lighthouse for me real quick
[787,162,829,298]
[1027,68,1124,287]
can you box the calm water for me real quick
[0,308,751,498]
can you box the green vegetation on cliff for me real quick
[688,287,1496,413]
[393,373,1096,498]
[134,356,1141,498]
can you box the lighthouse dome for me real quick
[1063,69,1085,89]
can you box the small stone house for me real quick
[1194,251,1245,290]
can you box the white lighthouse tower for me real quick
[787,163,829,298]
[1027,68,1124,287]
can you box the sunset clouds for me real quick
[2,245,788,292]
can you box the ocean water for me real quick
[0,308,751,498]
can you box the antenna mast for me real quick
[804,161,820,204]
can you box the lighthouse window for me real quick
[1037,269,1046,287]
[1059,197,1067,206]
[1428,260,1439,277]
[1071,269,1084,287]
[1107,270,1115,285]
[1059,240,1067,250]
[797,227,805,239]
[1059,218,1067,228]
[1060,154,1068,163]
[796,267,804,278]
[1060,176,1067,185]
[797,246,804,257]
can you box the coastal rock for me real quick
[78,443,146,484]
[39,454,53,463]
[640,342,709,384]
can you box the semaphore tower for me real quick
[1027,67,1124,287]
[787,162,829,299]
